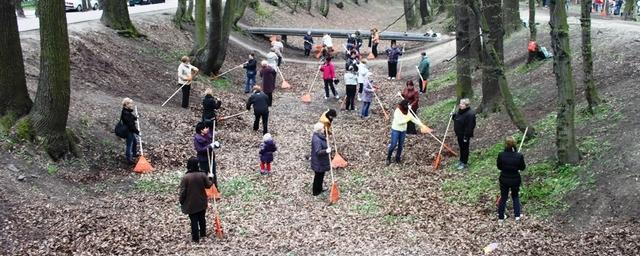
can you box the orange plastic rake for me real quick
[133,106,153,173]
[325,129,340,205]
[434,105,457,170]
[301,66,321,103]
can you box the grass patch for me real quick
[428,70,457,92]
[0,112,18,136]
[139,47,189,63]
[47,164,59,175]
[442,111,612,217]
[14,117,34,141]
[512,61,545,75]
[220,175,270,201]
[198,76,233,90]
[419,97,456,125]
[252,3,272,18]
[135,171,182,194]
[351,191,380,216]
[513,86,537,108]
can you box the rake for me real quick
[301,66,321,103]
[325,129,340,205]
[133,106,153,173]
[276,66,292,89]
[434,105,457,170]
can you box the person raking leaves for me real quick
[496,136,526,223]
[387,99,428,165]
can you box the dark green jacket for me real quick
[418,56,430,79]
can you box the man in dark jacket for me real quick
[303,31,314,57]
[452,98,476,170]
[259,60,277,107]
[310,122,331,196]
[496,137,526,222]
[243,53,257,93]
[385,40,403,80]
[179,157,213,243]
[246,85,270,135]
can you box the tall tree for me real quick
[31,0,72,160]
[101,0,141,37]
[503,0,521,36]
[187,0,194,21]
[419,0,432,24]
[529,0,536,41]
[469,0,535,135]
[404,0,421,29]
[455,0,473,100]
[193,0,206,51]
[580,0,602,114]
[318,0,329,17]
[622,0,638,21]
[476,0,503,113]
[1,0,32,117]
[550,0,580,164]
[203,0,248,75]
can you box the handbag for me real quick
[114,120,128,139]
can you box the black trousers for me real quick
[388,61,398,78]
[188,209,207,242]
[457,136,471,164]
[498,180,521,219]
[304,48,311,56]
[277,56,282,66]
[358,83,364,94]
[312,171,326,196]
[266,92,273,107]
[345,84,357,110]
[372,43,378,57]
[253,112,269,134]
[181,83,191,108]
[323,79,337,98]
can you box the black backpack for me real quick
[114,120,128,139]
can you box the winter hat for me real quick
[263,133,272,142]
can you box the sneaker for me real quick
[391,77,396,80]
[457,163,467,170]
[357,95,362,101]
[324,96,328,100]
[387,77,392,80]
[260,169,267,175]
[515,216,521,221]
[386,158,392,166]
[498,219,505,226]
[335,94,340,99]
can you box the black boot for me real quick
[386,155,392,166]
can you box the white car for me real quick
[65,0,99,12]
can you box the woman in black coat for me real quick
[120,98,139,164]
[496,136,526,222]
[310,122,331,196]
[202,88,222,123]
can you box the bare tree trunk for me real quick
[420,0,432,24]
[1,0,32,117]
[622,0,638,20]
[477,0,502,113]
[404,0,421,29]
[550,0,580,164]
[503,0,521,36]
[194,0,206,50]
[101,0,142,37]
[581,0,602,113]
[455,0,473,100]
[187,0,194,21]
[529,0,536,40]
[15,0,26,17]
[305,0,312,13]
[32,0,72,160]
[203,0,247,75]
[470,0,535,135]
[317,0,330,17]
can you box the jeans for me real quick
[125,132,138,161]
[245,71,256,93]
[457,136,471,164]
[253,112,269,134]
[312,171,326,196]
[361,101,371,117]
[345,84,357,110]
[188,209,207,242]
[387,129,406,161]
[497,181,521,219]
[388,61,398,78]
[324,79,337,98]
[181,83,191,108]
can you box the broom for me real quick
[276,66,292,89]
[325,129,340,204]
[133,106,153,173]
[433,105,457,170]
[495,127,528,208]
[210,185,224,239]
[301,66,321,103]
[329,128,348,169]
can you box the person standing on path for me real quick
[320,57,339,99]
[259,133,278,175]
[371,28,380,58]
[272,37,285,67]
[120,98,139,164]
[357,59,369,101]
[452,98,476,170]
[360,72,376,118]
[259,60,277,107]
[193,122,220,186]
[344,64,359,111]
[496,136,526,223]
[417,52,430,94]
[310,122,332,196]
[386,100,427,165]
[201,88,222,123]
[178,56,199,108]
[303,31,314,57]
[179,157,213,243]
[385,40,403,80]
[243,53,257,93]
[246,86,270,135]
[401,80,420,134]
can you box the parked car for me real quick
[65,0,98,11]
[129,0,164,6]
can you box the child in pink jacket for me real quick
[319,57,338,100]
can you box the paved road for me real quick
[17,0,180,32]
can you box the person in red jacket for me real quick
[401,80,420,134]
[259,60,277,106]
[320,57,339,99]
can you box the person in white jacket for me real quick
[265,48,279,69]
[356,59,369,101]
[343,64,359,111]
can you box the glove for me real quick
[210,141,220,149]
[449,112,455,117]
[208,173,214,179]
[325,147,332,154]
[463,137,469,143]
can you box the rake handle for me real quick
[215,63,245,78]
[161,84,187,107]
[436,105,458,160]
[324,129,335,183]
[373,91,389,120]
[219,110,249,120]
[134,106,144,156]
[308,66,321,94]
[518,127,529,153]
